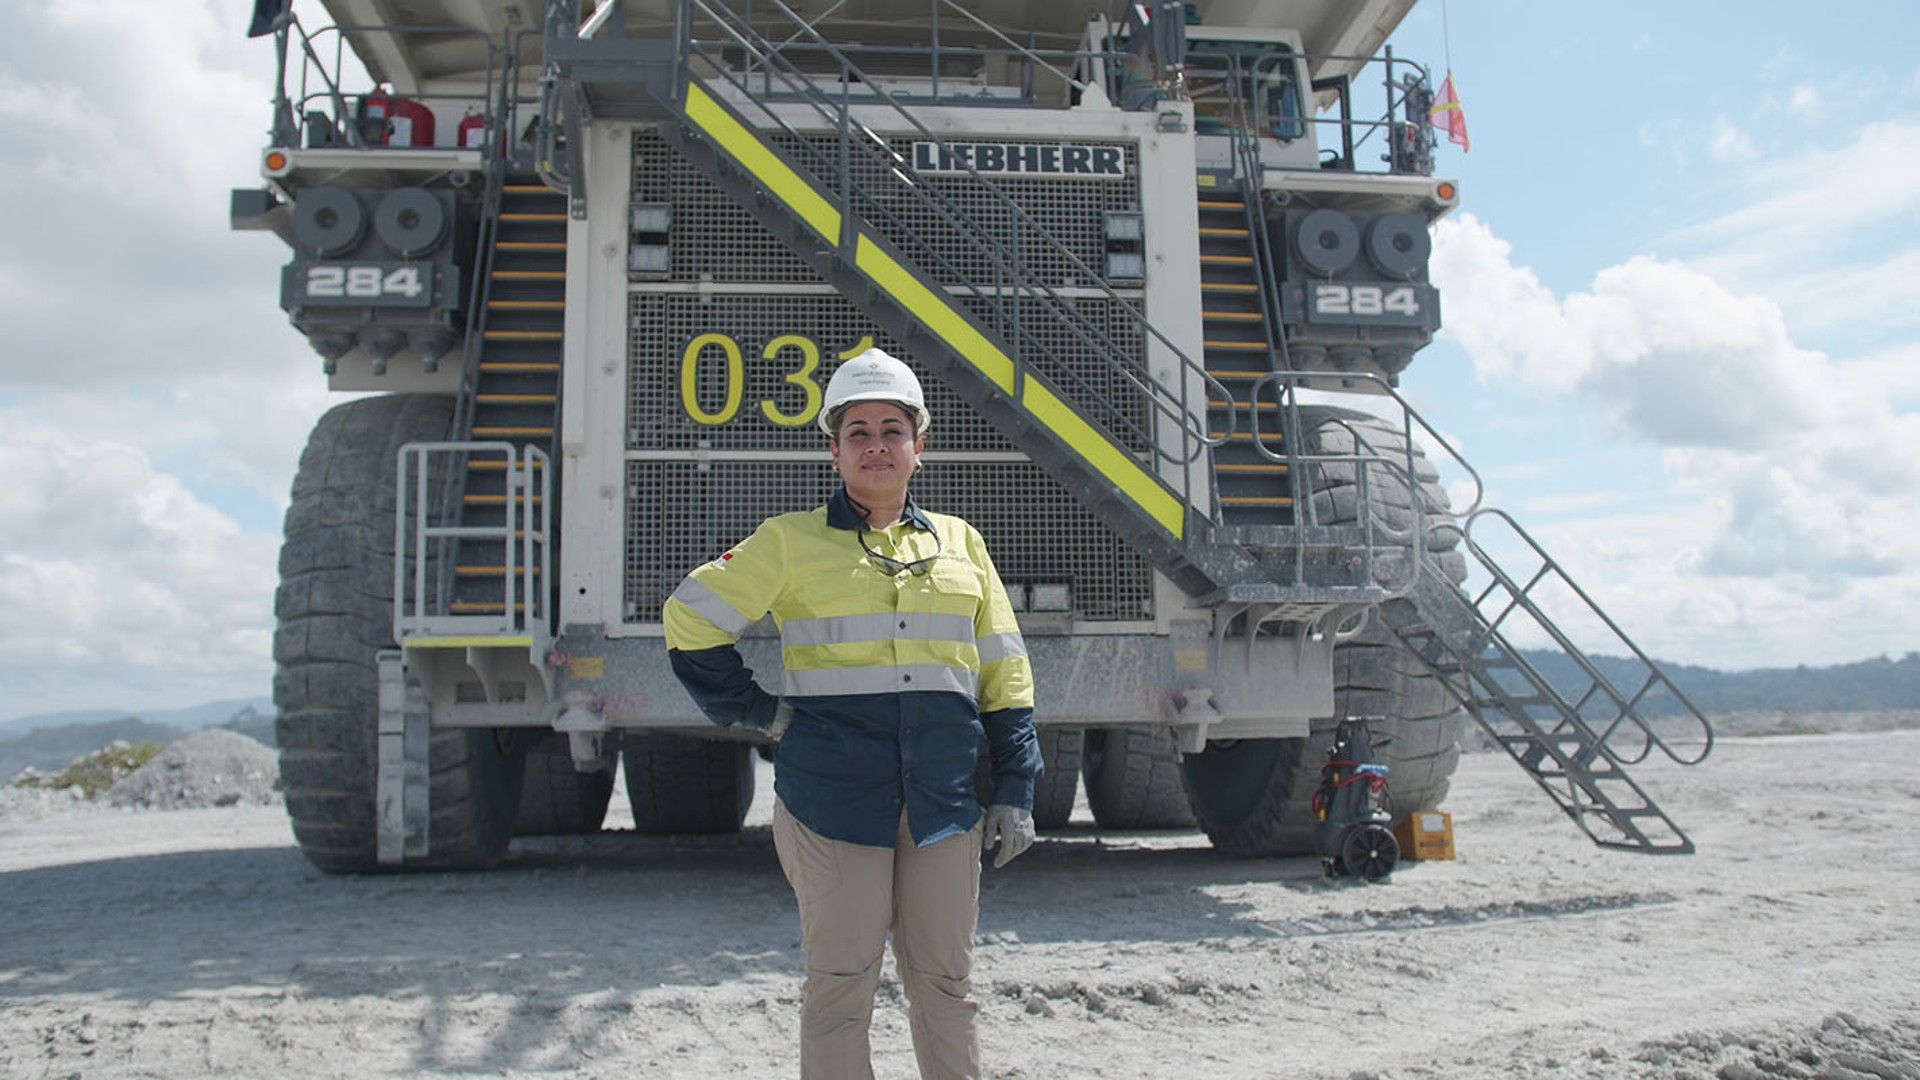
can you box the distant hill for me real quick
[1515,651,1920,715]
[0,700,277,783]
[1,718,189,781]
[0,697,273,738]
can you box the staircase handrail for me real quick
[395,442,550,637]
[272,18,501,152]
[666,0,1233,477]
[1458,508,1715,768]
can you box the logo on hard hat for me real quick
[819,346,932,435]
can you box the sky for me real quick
[0,0,1915,721]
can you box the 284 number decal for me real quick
[1309,283,1422,322]
[290,262,434,308]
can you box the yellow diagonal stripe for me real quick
[684,82,841,243]
[1020,377,1186,539]
[680,81,1183,540]
[853,235,1015,394]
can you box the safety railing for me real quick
[394,441,551,639]
[265,12,531,157]
[1239,371,1482,595]
[1455,509,1715,769]
[662,0,1231,485]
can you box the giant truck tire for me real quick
[622,733,755,834]
[1081,726,1197,829]
[1181,408,1470,857]
[513,732,616,836]
[1030,726,1084,830]
[273,394,528,872]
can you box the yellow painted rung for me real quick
[1204,311,1264,321]
[1204,340,1267,350]
[492,270,566,280]
[484,330,563,341]
[471,426,554,437]
[1214,462,1289,473]
[479,361,559,372]
[487,300,564,310]
[476,393,557,404]
[1198,227,1250,237]
[405,634,534,648]
[1220,495,1294,507]
[1202,282,1259,292]
[1199,254,1254,265]
[495,241,567,251]
[499,212,567,222]
[1197,200,1244,210]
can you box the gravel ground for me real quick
[0,716,1915,1078]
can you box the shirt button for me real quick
[899,620,907,629]
[902,674,913,683]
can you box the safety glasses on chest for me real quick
[855,521,944,577]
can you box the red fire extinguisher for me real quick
[457,108,491,152]
[359,88,437,147]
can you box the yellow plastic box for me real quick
[1394,810,1456,861]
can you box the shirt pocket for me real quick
[925,560,984,610]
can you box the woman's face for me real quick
[830,400,923,507]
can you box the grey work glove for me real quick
[983,804,1035,868]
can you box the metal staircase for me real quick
[1377,508,1714,852]
[394,168,559,642]
[1197,179,1292,528]
[539,0,1431,619]
[536,0,1712,852]
[449,174,565,619]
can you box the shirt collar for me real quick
[826,487,934,532]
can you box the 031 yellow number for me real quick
[679,333,873,427]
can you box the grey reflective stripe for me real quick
[669,576,753,638]
[784,663,978,699]
[782,611,976,648]
[975,631,1027,664]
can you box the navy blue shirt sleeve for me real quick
[668,644,780,733]
[981,705,1041,810]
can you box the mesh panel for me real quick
[629,292,1003,451]
[628,292,1147,453]
[626,460,1153,623]
[633,128,1139,289]
[626,130,1156,624]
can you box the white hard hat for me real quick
[818,347,932,435]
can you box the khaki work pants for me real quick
[772,800,983,1080]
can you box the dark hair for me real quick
[825,399,918,437]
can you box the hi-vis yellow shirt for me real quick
[663,490,1039,847]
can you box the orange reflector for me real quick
[264,150,289,173]
[1435,181,1457,202]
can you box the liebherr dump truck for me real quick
[234,0,1712,873]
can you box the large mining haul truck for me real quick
[234,0,1712,872]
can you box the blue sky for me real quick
[0,0,1915,721]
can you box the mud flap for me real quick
[376,649,431,863]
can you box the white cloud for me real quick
[1708,117,1757,162]
[0,425,279,719]
[1430,209,1920,667]
[0,0,305,389]
[1669,120,1920,347]
[1785,83,1823,118]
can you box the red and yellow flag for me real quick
[1430,72,1469,152]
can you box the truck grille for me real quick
[624,128,1155,625]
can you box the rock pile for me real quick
[103,729,281,811]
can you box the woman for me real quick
[663,347,1041,1080]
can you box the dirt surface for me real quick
[2,724,1917,1079]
